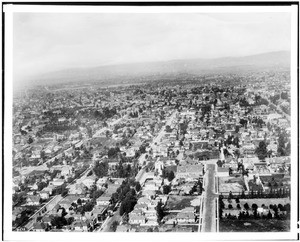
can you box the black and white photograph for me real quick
[2,2,299,241]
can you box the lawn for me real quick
[219,219,290,232]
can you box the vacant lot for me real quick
[218,176,245,193]
[165,195,197,210]
[220,219,290,232]
[160,224,198,232]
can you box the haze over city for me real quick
[13,12,291,86]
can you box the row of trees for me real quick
[113,179,141,216]
[255,136,290,161]
[220,187,290,200]
[222,209,290,220]
[110,179,141,206]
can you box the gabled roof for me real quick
[27,195,40,203]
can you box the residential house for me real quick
[128,214,146,225]
[81,176,97,189]
[142,190,156,200]
[176,211,195,224]
[49,178,64,187]
[91,205,108,222]
[61,166,73,177]
[134,203,148,213]
[69,183,86,195]
[71,220,89,232]
[42,185,56,195]
[144,180,160,191]
[137,197,151,206]
[96,196,111,206]
[26,195,40,206]
[96,177,108,189]
[39,191,50,200]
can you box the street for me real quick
[201,160,218,232]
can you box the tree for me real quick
[267,210,273,219]
[167,171,175,182]
[255,141,268,161]
[28,137,34,144]
[239,119,248,128]
[51,216,68,229]
[244,203,249,210]
[110,221,119,232]
[67,217,74,225]
[37,181,48,191]
[163,185,171,194]
[40,150,46,160]
[135,182,141,192]
[252,203,258,211]
[165,125,172,133]
[156,201,164,222]
[108,147,120,158]
[93,161,109,178]
[277,133,289,157]
[285,142,291,156]
[119,191,137,216]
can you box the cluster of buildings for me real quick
[12,70,291,232]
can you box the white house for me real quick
[96,196,111,206]
[128,214,146,225]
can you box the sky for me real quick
[13,12,291,84]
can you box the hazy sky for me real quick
[13,12,291,83]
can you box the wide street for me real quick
[201,160,218,232]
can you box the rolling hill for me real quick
[24,51,291,87]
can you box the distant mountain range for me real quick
[26,51,291,87]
